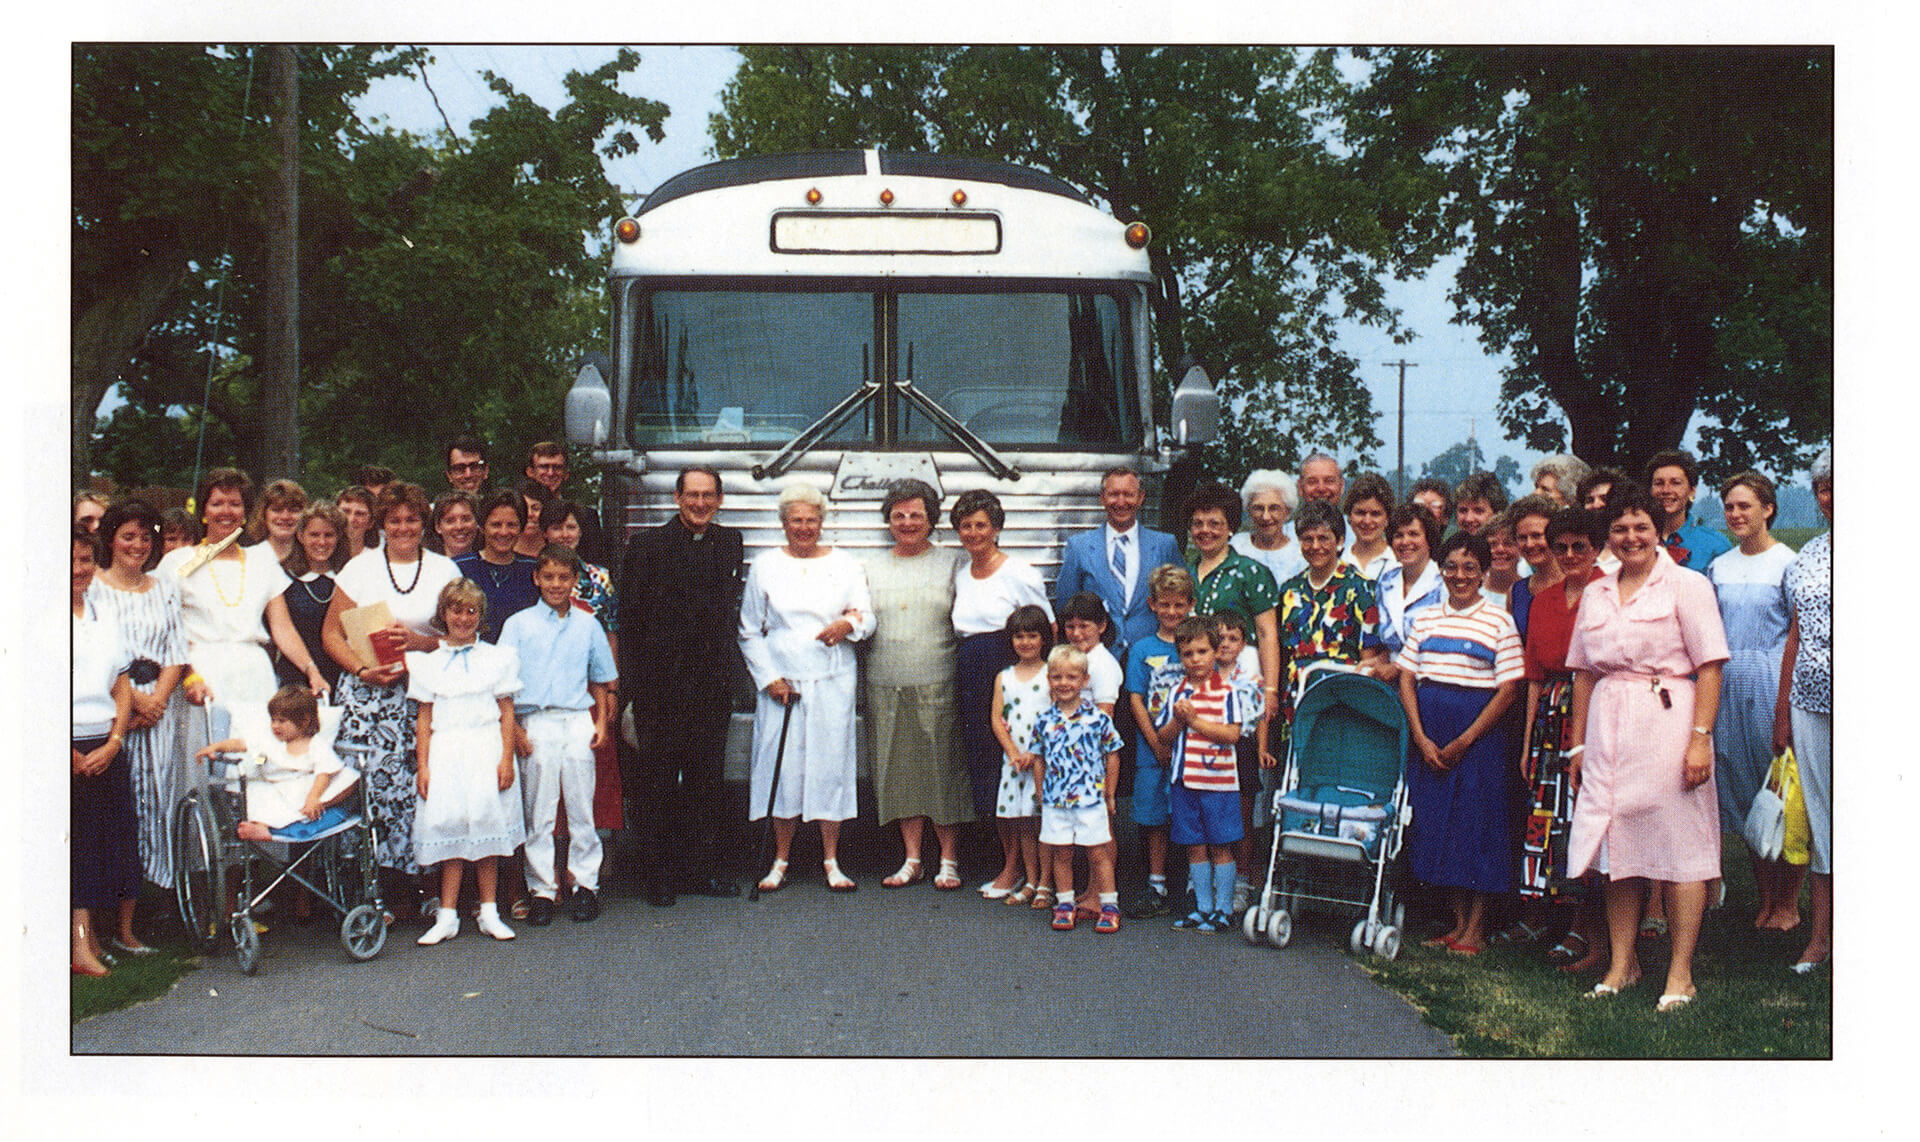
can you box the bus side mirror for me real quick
[1171,362,1219,446]
[566,357,613,448]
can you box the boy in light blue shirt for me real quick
[499,545,617,925]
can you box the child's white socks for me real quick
[475,902,515,941]
[418,907,459,946]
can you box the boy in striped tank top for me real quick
[1151,616,1260,932]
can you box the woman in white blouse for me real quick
[739,483,875,893]
[948,489,1053,884]
[156,469,330,726]
[322,483,462,902]
[1340,473,1396,580]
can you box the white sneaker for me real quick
[1231,880,1252,915]
[417,908,460,946]
[475,905,515,941]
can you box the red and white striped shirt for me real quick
[1153,670,1257,791]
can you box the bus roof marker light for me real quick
[805,187,823,205]
[1124,221,1150,249]
[614,217,641,244]
[951,188,968,207]
[879,188,894,206]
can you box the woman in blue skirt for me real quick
[1395,531,1525,954]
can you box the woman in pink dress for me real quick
[1563,489,1729,1013]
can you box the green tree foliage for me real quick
[1346,47,1831,480]
[711,46,1435,485]
[76,45,668,493]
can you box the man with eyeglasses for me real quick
[445,434,492,494]
[525,441,608,566]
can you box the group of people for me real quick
[69,441,624,972]
[71,438,1833,1011]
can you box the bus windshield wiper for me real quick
[752,377,881,481]
[893,378,1021,482]
[753,345,1022,482]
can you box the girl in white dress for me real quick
[408,580,524,944]
[988,605,1055,907]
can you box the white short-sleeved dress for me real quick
[407,640,525,865]
[158,541,292,711]
[225,708,356,830]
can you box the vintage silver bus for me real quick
[565,149,1217,772]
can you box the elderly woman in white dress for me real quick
[740,482,875,893]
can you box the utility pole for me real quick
[261,44,301,480]
[1385,359,1417,499]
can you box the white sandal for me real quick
[933,859,963,891]
[756,859,789,893]
[882,857,924,888]
[980,876,1024,900]
[824,858,858,893]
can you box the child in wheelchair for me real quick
[196,685,358,843]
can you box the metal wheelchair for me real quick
[170,706,388,974]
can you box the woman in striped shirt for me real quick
[1395,531,1525,954]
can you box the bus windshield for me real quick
[623,285,1142,451]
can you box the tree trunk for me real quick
[70,251,183,482]
[257,44,302,482]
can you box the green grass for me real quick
[71,939,200,1023]
[1356,837,1830,1057]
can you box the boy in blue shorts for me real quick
[1031,645,1126,933]
[1122,564,1194,918]
[1150,615,1259,932]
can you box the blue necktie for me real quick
[1111,531,1129,581]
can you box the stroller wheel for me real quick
[341,904,388,962]
[1374,925,1402,961]
[232,913,261,975]
[1267,910,1293,949]
[1242,906,1263,945]
[1350,918,1370,955]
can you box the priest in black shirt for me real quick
[618,466,746,905]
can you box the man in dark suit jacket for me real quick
[618,466,745,906]
[1054,467,1185,659]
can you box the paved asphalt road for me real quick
[72,831,1451,1058]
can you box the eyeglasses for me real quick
[448,461,487,473]
[1550,542,1594,556]
[531,462,567,473]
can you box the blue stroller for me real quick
[1242,663,1411,960]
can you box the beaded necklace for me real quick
[207,547,247,607]
[385,549,424,595]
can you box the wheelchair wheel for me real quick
[341,904,388,962]
[232,912,261,975]
[1242,906,1263,945]
[1349,918,1370,956]
[172,794,226,952]
[1373,925,1402,961]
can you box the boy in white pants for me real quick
[499,544,617,925]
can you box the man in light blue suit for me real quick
[1055,467,1185,659]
